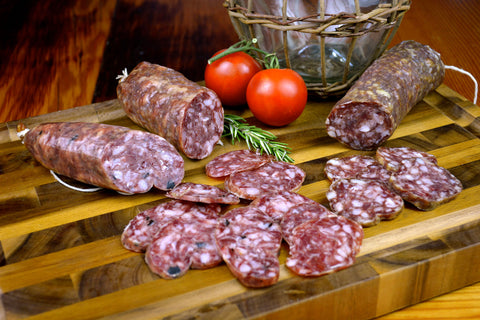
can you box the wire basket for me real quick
[224,0,411,97]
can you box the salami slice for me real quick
[355,163,392,184]
[145,204,222,278]
[390,157,463,210]
[281,202,332,246]
[121,200,221,252]
[325,40,445,150]
[205,149,273,178]
[166,182,240,204]
[285,215,363,277]
[326,178,404,227]
[215,206,282,288]
[117,61,224,159]
[250,190,322,223]
[145,221,194,279]
[376,146,437,172]
[23,122,184,194]
[225,161,306,200]
[324,155,379,181]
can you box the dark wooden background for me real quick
[1,0,479,123]
[1,0,480,318]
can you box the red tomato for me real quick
[246,69,308,127]
[205,50,262,106]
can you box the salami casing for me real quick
[325,40,445,150]
[286,215,363,277]
[215,206,282,287]
[23,122,184,194]
[117,61,224,159]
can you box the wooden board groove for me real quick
[1,84,480,319]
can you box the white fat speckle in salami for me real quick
[327,178,404,227]
[390,157,462,210]
[225,162,306,200]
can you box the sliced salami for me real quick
[326,178,404,227]
[166,182,240,204]
[390,157,463,210]
[250,190,323,223]
[355,163,392,184]
[215,206,282,288]
[145,204,222,278]
[121,200,221,252]
[23,122,184,194]
[324,155,379,181]
[117,61,224,159]
[376,146,437,172]
[205,149,273,178]
[281,202,333,246]
[325,40,444,150]
[286,215,363,277]
[145,221,194,279]
[225,161,306,200]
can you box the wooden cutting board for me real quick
[1,84,480,320]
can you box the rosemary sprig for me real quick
[223,114,294,163]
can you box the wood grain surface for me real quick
[1,0,480,319]
[1,84,480,319]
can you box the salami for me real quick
[326,178,404,227]
[23,122,184,194]
[285,215,363,277]
[251,190,322,223]
[145,204,222,278]
[390,157,462,210]
[121,200,221,252]
[117,61,224,159]
[376,146,437,172]
[215,206,282,287]
[166,182,240,204]
[324,155,379,181]
[225,161,306,200]
[325,40,445,150]
[205,149,272,178]
[280,202,332,246]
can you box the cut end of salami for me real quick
[325,40,445,150]
[117,62,224,160]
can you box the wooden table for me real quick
[1,1,480,319]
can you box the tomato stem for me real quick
[208,38,280,69]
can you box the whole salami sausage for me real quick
[117,61,224,159]
[23,122,184,194]
[325,40,445,150]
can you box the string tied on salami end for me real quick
[445,65,478,104]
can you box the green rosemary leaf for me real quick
[222,114,294,163]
